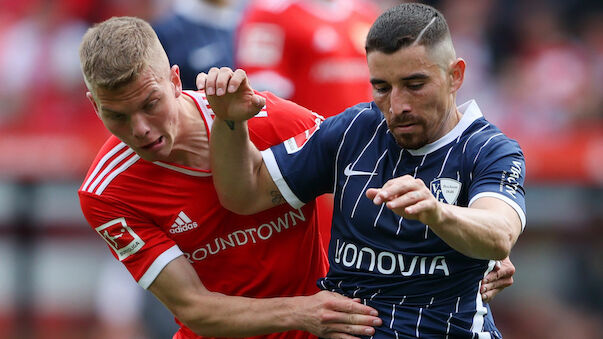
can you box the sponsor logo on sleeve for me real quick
[430,178,462,205]
[499,160,523,199]
[95,217,145,261]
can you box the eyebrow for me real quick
[101,89,158,115]
[370,73,429,85]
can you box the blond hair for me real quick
[79,16,170,92]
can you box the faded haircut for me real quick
[365,3,453,56]
[79,16,170,92]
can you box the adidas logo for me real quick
[169,211,199,234]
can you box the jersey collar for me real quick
[406,100,483,156]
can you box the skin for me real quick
[85,59,382,338]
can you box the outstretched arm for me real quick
[366,175,522,260]
[198,68,284,214]
[150,256,381,338]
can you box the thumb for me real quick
[252,94,266,108]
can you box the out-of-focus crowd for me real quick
[0,0,601,338]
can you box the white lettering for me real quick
[357,247,376,271]
[257,224,273,240]
[332,239,450,277]
[343,244,358,267]
[377,252,396,274]
[184,209,306,262]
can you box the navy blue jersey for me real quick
[153,0,244,90]
[262,100,526,338]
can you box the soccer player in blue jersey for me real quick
[202,3,525,338]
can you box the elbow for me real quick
[216,191,259,215]
[490,231,518,260]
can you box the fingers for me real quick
[481,258,515,303]
[199,67,247,96]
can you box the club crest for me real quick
[430,178,462,205]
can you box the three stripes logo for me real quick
[170,211,199,234]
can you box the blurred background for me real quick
[0,0,601,338]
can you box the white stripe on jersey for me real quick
[86,147,136,193]
[462,124,489,154]
[153,161,212,177]
[437,145,456,178]
[351,149,387,219]
[473,133,503,165]
[95,154,140,195]
[416,307,423,337]
[470,260,496,337]
[333,105,373,209]
[82,142,128,192]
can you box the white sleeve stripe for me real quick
[472,133,503,165]
[95,155,140,195]
[82,142,128,192]
[138,245,183,289]
[469,192,527,231]
[261,148,305,209]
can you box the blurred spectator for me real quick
[236,0,379,118]
[153,0,249,90]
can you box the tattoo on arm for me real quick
[225,120,235,130]
[270,190,285,205]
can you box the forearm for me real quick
[179,293,301,337]
[429,200,520,260]
[210,117,271,214]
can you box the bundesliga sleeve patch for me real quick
[284,123,320,154]
[95,217,145,261]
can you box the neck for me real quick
[166,93,211,169]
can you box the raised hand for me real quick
[366,175,443,226]
[196,67,266,122]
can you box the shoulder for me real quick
[460,118,524,169]
[326,101,382,128]
[79,136,141,197]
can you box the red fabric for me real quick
[79,91,328,339]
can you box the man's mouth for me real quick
[141,136,163,150]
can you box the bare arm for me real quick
[199,67,287,214]
[149,256,381,338]
[366,175,522,260]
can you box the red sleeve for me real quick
[247,91,323,150]
[78,191,182,288]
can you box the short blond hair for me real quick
[79,16,169,92]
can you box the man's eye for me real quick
[145,99,159,111]
[408,83,424,90]
[375,87,390,94]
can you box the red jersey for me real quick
[79,91,328,339]
[236,0,379,117]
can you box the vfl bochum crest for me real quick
[430,178,462,205]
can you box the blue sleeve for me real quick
[261,112,352,208]
[468,136,527,230]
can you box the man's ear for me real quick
[449,58,466,93]
[86,92,101,118]
[170,65,182,97]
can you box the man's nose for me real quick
[131,113,150,138]
[389,87,411,115]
